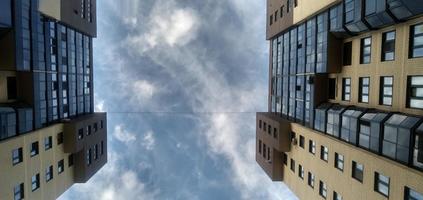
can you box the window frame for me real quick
[44,136,52,150]
[342,78,351,101]
[308,172,315,188]
[319,180,328,199]
[380,76,393,106]
[359,77,370,103]
[335,152,344,171]
[374,172,390,197]
[360,37,372,64]
[352,161,364,183]
[12,148,23,165]
[409,23,423,58]
[321,145,329,162]
[31,174,40,192]
[381,31,396,61]
[405,187,423,200]
[342,42,352,66]
[407,76,423,109]
[298,164,304,179]
[309,140,316,155]
[14,183,24,200]
[299,135,305,148]
[30,142,39,157]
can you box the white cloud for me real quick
[142,131,155,151]
[133,80,156,101]
[95,99,106,112]
[113,125,137,143]
[126,0,199,52]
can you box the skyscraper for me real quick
[257,0,423,199]
[0,0,107,199]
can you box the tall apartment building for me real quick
[0,0,107,199]
[256,0,423,199]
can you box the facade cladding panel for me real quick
[297,24,306,73]
[340,107,366,145]
[316,12,328,73]
[363,0,395,29]
[329,3,350,38]
[358,111,390,153]
[289,28,297,75]
[387,0,423,21]
[343,0,369,33]
[305,18,316,73]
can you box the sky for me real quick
[59,0,297,199]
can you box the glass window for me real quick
[408,76,423,109]
[291,159,295,172]
[58,160,64,174]
[86,125,91,135]
[344,0,354,23]
[382,31,396,61]
[343,42,352,66]
[352,161,364,182]
[299,135,305,148]
[78,128,84,140]
[321,146,329,162]
[308,172,315,188]
[259,120,262,129]
[87,148,92,166]
[273,127,278,138]
[359,77,370,103]
[31,174,40,191]
[30,142,39,157]
[361,37,372,64]
[269,15,273,26]
[380,76,393,106]
[57,132,63,145]
[335,153,344,171]
[334,191,343,200]
[45,165,53,182]
[365,0,376,15]
[410,23,423,58]
[44,136,52,150]
[258,140,262,154]
[68,154,74,167]
[7,77,17,100]
[283,153,288,165]
[14,183,24,200]
[298,165,304,179]
[405,187,423,200]
[319,181,327,199]
[343,78,351,101]
[375,172,390,197]
[12,148,23,165]
[383,124,411,163]
[329,78,337,99]
[309,140,316,154]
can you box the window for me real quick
[87,148,92,166]
[359,77,370,103]
[308,172,315,188]
[269,15,273,26]
[280,6,284,18]
[335,153,344,171]
[259,140,262,154]
[273,128,277,138]
[298,165,304,179]
[410,23,423,58]
[263,122,267,132]
[283,153,288,165]
[309,140,316,154]
[342,78,351,101]
[352,161,364,182]
[86,125,91,135]
[290,159,295,172]
[343,42,352,66]
[328,78,336,99]
[78,128,84,140]
[360,37,372,64]
[12,148,23,165]
[14,183,24,200]
[44,136,52,150]
[57,132,64,145]
[287,0,290,12]
[94,123,98,132]
[319,181,327,199]
[263,143,267,158]
[268,124,271,134]
[259,120,262,129]
[333,191,343,200]
[299,135,305,148]
[382,31,396,61]
[94,144,98,160]
[382,121,411,163]
[290,132,296,144]
[321,146,328,162]
[68,154,74,167]
[294,0,298,7]
[101,140,104,155]
[380,76,393,106]
[7,77,17,100]
[30,142,39,157]
[344,0,354,23]
[45,165,53,182]
[375,172,390,197]
[408,76,423,109]
[31,174,40,191]
[275,11,278,22]
[365,0,376,15]
[100,120,104,129]
[58,160,64,174]
[405,187,423,200]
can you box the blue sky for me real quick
[59,0,297,199]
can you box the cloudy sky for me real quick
[59,0,297,199]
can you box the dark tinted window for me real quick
[359,77,370,103]
[365,0,376,15]
[352,161,364,182]
[382,31,396,61]
[360,37,372,64]
[343,42,352,66]
[408,76,423,109]
[329,78,336,99]
[410,23,423,58]
[380,76,393,106]
[342,78,351,101]
[7,77,17,100]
